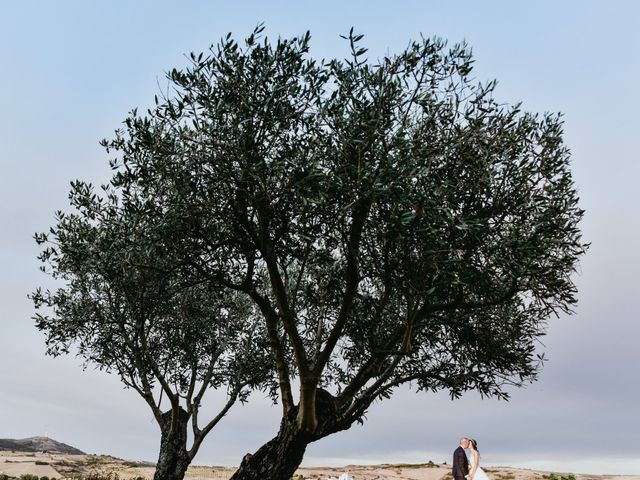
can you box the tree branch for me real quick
[188,382,247,461]
[248,288,294,414]
[315,198,372,374]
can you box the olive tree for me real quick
[32,179,274,480]
[78,25,588,480]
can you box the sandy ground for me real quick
[1,453,61,478]
[1,451,638,480]
[0,462,60,478]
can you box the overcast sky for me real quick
[1,0,638,475]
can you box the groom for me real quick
[453,437,470,480]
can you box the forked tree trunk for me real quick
[230,389,346,480]
[230,408,310,480]
[153,408,192,480]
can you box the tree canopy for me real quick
[35,25,588,480]
[32,179,273,480]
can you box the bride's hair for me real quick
[470,438,479,453]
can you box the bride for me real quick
[467,438,490,480]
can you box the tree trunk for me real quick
[230,389,344,480]
[230,406,310,480]
[153,408,191,480]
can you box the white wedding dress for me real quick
[469,451,490,480]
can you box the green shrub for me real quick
[549,474,576,480]
[20,474,40,480]
[83,472,121,480]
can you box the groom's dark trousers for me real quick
[453,446,469,480]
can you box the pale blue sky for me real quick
[1,1,639,474]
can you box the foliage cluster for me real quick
[32,25,588,480]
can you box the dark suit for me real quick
[452,446,469,480]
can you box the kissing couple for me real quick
[453,437,489,480]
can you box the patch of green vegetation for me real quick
[548,474,576,480]
[20,475,39,480]
[82,472,121,480]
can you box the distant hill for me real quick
[0,436,85,455]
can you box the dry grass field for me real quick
[1,451,637,480]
